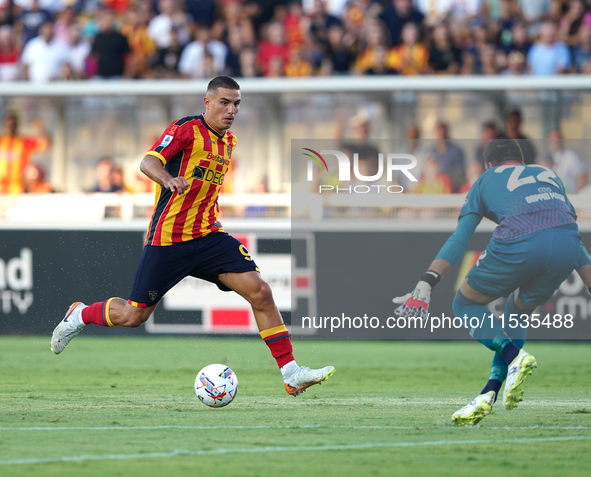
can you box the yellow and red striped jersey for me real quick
[0,135,48,194]
[144,114,237,246]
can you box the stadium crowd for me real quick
[1,0,591,81]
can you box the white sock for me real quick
[72,305,87,327]
[280,360,299,381]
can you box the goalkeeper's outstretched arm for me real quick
[393,213,481,318]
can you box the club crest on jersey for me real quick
[227,144,233,158]
[159,135,173,148]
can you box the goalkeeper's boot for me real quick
[51,302,86,354]
[284,365,335,396]
[451,391,495,426]
[503,349,537,410]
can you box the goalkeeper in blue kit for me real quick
[393,138,591,425]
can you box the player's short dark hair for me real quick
[207,76,240,94]
[483,137,524,167]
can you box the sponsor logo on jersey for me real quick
[192,166,225,185]
[206,151,230,165]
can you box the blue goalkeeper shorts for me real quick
[466,225,583,307]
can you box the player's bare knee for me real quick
[249,281,275,311]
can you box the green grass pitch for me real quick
[1,337,590,476]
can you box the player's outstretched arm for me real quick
[392,213,481,318]
[140,155,190,195]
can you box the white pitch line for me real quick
[2,424,591,432]
[1,435,590,466]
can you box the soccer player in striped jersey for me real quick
[51,76,335,396]
[393,137,591,425]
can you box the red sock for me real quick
[260,324,294,368]
[81,298,116,327]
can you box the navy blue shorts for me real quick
[128,232,259,308]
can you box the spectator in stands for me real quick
[573,24,591,73]
[246,0,288,35]
[505,22,531,57]
[110,165,131,193]
[413,156,453,194]
[336,109,381,179]
[308,0,342,49]
[429,23,461,74]
[503,108,537,164]
[90,157,122,193]
[497,0,521,53]
[21,20,71,82]
[67,23,90,79]
[545,130,587,193]
[502,49,526,74]
[90,8,131,79]
[362,43,397,74]
[517,0,552,33]
[450,0,483,22]
[18,0,53,45]
[324,24,354,75]
[148,0,191,50]
[527,21,571,75]
[415,0,479,23]
[179,26,227,78]
[283,1,306,51]
[380,0,425,47]
[458,160,485,193]
[0,24,19,81]
[154,25,184,78]
[354,24,389,74]
[285,47,313,76]
[0,0,17,28]
[121,6,157,79]
[266,54,285,76]
[16,0,66,14]
[400,124,429,190]
[431,121,466,192]
[478,41,500,74]
[224,26,243,77]
[475,121,500,163]
[54,5,75,44]
[238,46,262,77]
[0,112,50,194]
[387,21,429,75]
[186,0,217,28]
[257,21,289,76]
[23,163,53,193]
[482,0,502,20]
[558,0,591,46]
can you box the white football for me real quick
[194,364,238,408]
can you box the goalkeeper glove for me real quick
[392,271,440,319]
